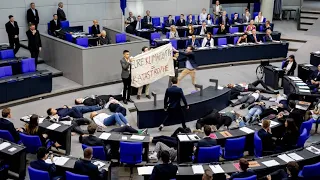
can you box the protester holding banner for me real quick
[120,50,134,105]
[178,46,198,90]
[137,47,151,100]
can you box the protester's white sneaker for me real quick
[148,152,158,161]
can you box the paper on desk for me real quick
[239,127,254,134]
[288,76,301,81]
[60,121,71,126]
[122,136,128,140]
[209,165,224,174]
[0,142,11,150]
[299,89,311,93]
[287,153,304,161]
[296,82,307,86]
[273,68,282,71]
[162,39,170,41]
[298,86,310,90]
[278,154,294,163]
[8,147,16,152]
[218,86,224,90]
[304,64,314,67]
[192,165,205,174]
[99,133,111,140]
[130,135,145,140]
[54,157,70,166]
[137,166,154,175]
[306,146,320,154]
[46,123,61,130]
[39,117,45,124]
[296,105,308,111]
[93,161,105,169]
[262,160,280,167]
[188,134,200,141]
[177,135,190,141]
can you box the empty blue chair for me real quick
[0,49,14,60]
[263,18,266,23]
[253,12,259,19]
[166,32,170,39]
[254,131,262,157]
[60,21,70,28]
[88,26,92,34]
[215,18,220,25]
[28,166,50,180]
[197,145,221,163]
[47,22,51,35]
[234,175,257,180]
[76,38,89,48]
[234,37,239,44]
[152,17,161,28]
[150,32,161,46]
[229,27,239,34]
[65,33,73,42]
[297,128,308,148]
[223,137,246,160]
[0,66,12,78]
[82,144,106,160]
[218,38,227,46]
[116,33,126,43]
[213,28,219,35]
[19,133,44,154]
[120,142,143,175]
[300,119,314,137]
[175,15,180,23]
[163,16,168,23]
[231,13,235,20]
[21,58,36,73]
[262,36,266,42]
[298,162,320,179]
[170,39,178,49]
[0,130,15,142]
[66,171,89,180]
[259,25,264,32]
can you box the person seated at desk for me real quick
[242,9,251,23]
[47,105,101,119]
[195,109,237,131]
[237,34,248,44]
[176,14,186,26]
[265,29,275,42]
[125,12,136,25]
[278,118,299,151]
[201,32,214,48]
[282,55,297,76]
[254,11,264,23]
[165,15,175,27]
[186,14,197,25]
[0,108,23,143]
[186,24,195,36]
[199,21,207,35]
[205,14,213,25]
[232,13,241,24]
[187,35,200,48]
[244,101,266,124]
[134,15,142,32]
[74,147,108,180]
[258,119,276,152]
[264,161,299,180]
[217,23,228,34]
[149,151,178,180]
[199,8,208,23]
[307,64,320,90]
[248,29,262,43]
[230,90,271,109]
[203,169,213,180]
[226,158,256,180]
[90,112,130,127]
[49,14,61,37]
[91,20,101,37]
[169,25,179,38]
[142,10,152,29]
[218,11,230,27]
[30,147,59,180]
[98,30,111,45]
[264,20,273,32]
[245,20,256,33]
[193,125,217,162]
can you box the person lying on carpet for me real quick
[230,90,272,109]
[244,101,266,124]
[90,111,130,127]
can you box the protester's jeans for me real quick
[103,113,128,126]
[245,107,262,124]
[72,105,101,114]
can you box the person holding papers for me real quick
[226,158,255,179]
[187,35,200,48]
[282,55,297,76]
[90,112,130,127]
[201,32,214,48]
[74,147,108,180]
[264,161,299,180]
[258,120,276,152]
[194,125,217,162]
[149,151,178,180]
[307,64,320,90]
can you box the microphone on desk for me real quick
[209,79,219,90]
[151,92,157,106]
[194,84,203,96]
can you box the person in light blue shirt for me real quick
[178,46,198,90]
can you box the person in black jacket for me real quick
[258,119,276,152]
[57,2,66,21]
[164,15,175,27]
[149,151,178,180]
[248,29,262,43]
[278,118,299,151]
[231,90,271,109]
[5,15,20,54]
[0,108,22,142]
[196,109,237,130]
[231,13,241,24]
[47,105,101,119]
[142,10,152,29]
[265,29,274,42]
[26,24,41,67]
[175,14,186,26]
[218,11,230,26]
[264,161,299,180]
[217,23,228,34]
[75,95,122,106]
[26,2,39,29]
[226,158,256,180]
[74,147,107,180]
[194,125,217,162]
[91,20,101,37]
[282,55,297,76]
[49,14,61,37]
[307,64,320,90]
[30,147,59,179]
[178,46,198,89]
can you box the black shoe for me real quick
[273,91,279,94]
[240,104,245,109]
[230,103,235,107]
[137,95,141,100]
[146,95,151,99]
[158,125,164,131]
[142,128,148,135]
[123,100,128,104]
[127,99,134,103]
[242,117,247,122]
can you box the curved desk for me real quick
[135,86,231,129]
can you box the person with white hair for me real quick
[99,30,111,45]
[57,2,66,21]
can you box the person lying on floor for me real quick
[90,112,130,127]
[230,90,272,109]
[244,101,266,124]
[259,94,289,120]
[75,95,122,106]
[47,105,102,119]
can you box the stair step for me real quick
[301,22,314,25]
[300,24,312,30]
[301,10,320,14]
[300,18,317,23]
[300,16,318,19]
[280,38,307,43]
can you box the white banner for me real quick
[131,43,175,88]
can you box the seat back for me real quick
[28,166,50,180]
[197,145,221,163]
[301,162,320,177]
[234,37,239,44]
[116,33,127,43]
[253,12,259,19]
[60,21,70,28]
[300,119,313,137]
[120,141,143,164]
[66,171,89,180]
[281,60,286,69]
[88,26,92,34]
[76,38,89,48]
[163,16,168,23]
[47,22,51,35]
[263,18,266,23]
[151,32,161,41]
[166,32,170,39]
[0,130,15,142]
[218,38,227,46]
[224,137,246,160]
[21,58,36,73]
[234,175,257,180]
[213,28,219,35]
[297,128,308,148]
[0,66,12,78]
[82,144,106,160]
[175,16,180,23]
[229,27,239,34]
[0,49,15,60]
[254,131,262,157]
[259,25,264,32]
[65,33,73,42]
[170,39,178,49]
[152,17,161,27]
[19,133,43,154]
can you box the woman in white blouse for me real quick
[206,14,213,25]
[202,32,214,48]
[254,12,264,23]
[169,25,179,38]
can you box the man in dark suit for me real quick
[74,147,108,180]
[218,11,230,26]
[142,10,153,29]
[5,15,20,54]
[149,150,178,180]
[159,77,188,131]
[176,14,186,26]
[248,29,262,43]
[26,24,41,67]
[165,15,175,27]
[231,13,241,24]
[91,20,101,37]
[194,125,217,162]
[120,50,134,104]
[27,2,39,29]
[307,64,320,90]
[0,108,21,142]
[49,14,61,37]
[231,90,271,109]
[265,29,274,42]
[178,46,198,89]
[30,147,59,179]
[227,158,256,179]
[258,120,276,152]
[187,35,200,48]
[57,2,67,21]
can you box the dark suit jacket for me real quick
[187,39,200,47]
[30,159,57,178]
[186,19,197,25]
[165,20,175,27]
[91,25,101,36]
[195,137,217,158]
[282,60,297,76]
[179,51,197,68]
[5,21,19,39]
[265,34,273,42]
[310,70,320,82]
[248,34,261,43]
[26,30,42,51]
[175,19,186,26]
[230,170,256,180]
[142,15,152,28]
[164,85,188,109]
[217,27,228,34]
[232,17,241,24]
[57,8,66,21]
[218,16,230,26]
[81,135,105,146]
[0,118,20,142]
[74,159,103,180]
[57,107,83,119]
[49,20,61,36]
[149,163,178,180]
[258,129,275,151]
[27,8,39,24]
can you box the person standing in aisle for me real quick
[26,24,41,68]
[120,50,134,105]
[5,15,20,55]
[26,2,39,29]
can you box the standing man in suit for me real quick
[194,125,217,162]
[142,10,152,29]
[30,147,59,179]
[307,64,320,90]
[26,24,41,68]
[176,14,186,26]
[27,2,39,29]
[178,46,198,90]
[187,35,200,48]
[213,0,223,21]
[159,77,189,131]
[49,14,61,37]
[57,2,66,21]
[134,15,142,35]
[91,20,101,37]
[126,12,136,24]
[0,108,22,143]
[258,119,276,152]
[120,50,134,105]
[5,15,20,54]
[218,11,230,27]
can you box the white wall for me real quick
[0,0,210,43]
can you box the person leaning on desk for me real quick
[237,34,248,44]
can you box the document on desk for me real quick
[278,154,294,163]
[260,120,278,127]
[262,160,280,167]
[60,121,71,126]
[239,127,254,134]
[273,68,282,71]
[8,147,16,152]
[287,153,304,161]
[192,165,205,174]
[46,123,61,130]
[177,135,190,141]
[122,136,128,140]
[99,133,111,140]
[218,85,224,90]
[93,161,105,169]
[187,134,200,141]
[298,86,310,89]
[296,82,307,86]
[209,165,224,174]
[137,166,154,175]
[288,76,301,81]
[306,146,320,155]
[53,157,70,166]
[0,142,11,150]
[299,89,311,93]
[130,135,145,140]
